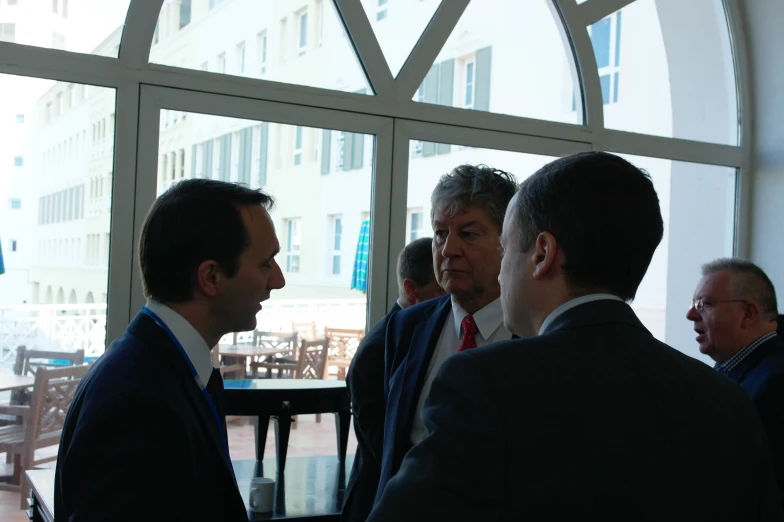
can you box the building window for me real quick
[217,52,226,74]
[13,156,23,167]
[294,126,303,165]
[298,10,308,55]
[200,61,208,72]
[258,31,267,75]
[409,211,424,242]
[179,0,191,29]
[15,114,24,123]
[0,23,16,44]
[8,0,18,5]
[286,219,301,273]
[464,60,475,108]
[331,216,343,275]
[377,0,388,21]
[10,240,17,253]
[578,12,621,108]
[236,41,246,74]
[209,0,223,9]
[8,198,21,210]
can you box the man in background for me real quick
[687,258,784,505]
[55,179,285,521]
[369,152,782,521]
[343,237,444,522]
[376,165,517,503]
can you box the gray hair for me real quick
[702,258,779,321]
[397,237,435,298]
[430,164,518,230]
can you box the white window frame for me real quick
[286,218,301,274]
[464,59,476,109]
[294,126,303,165]
[331,215,342,276]
[297,10,308,56]
[258,31,268,75]
[236,41,246,74]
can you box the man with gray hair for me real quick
[374,165,517,503]
[343,237,445,522]
[687,257,784,503]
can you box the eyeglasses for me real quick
[690,298,748,311]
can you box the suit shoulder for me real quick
[390,295,450,327]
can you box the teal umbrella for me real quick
[350,219,370,293]
[0,237,5,275]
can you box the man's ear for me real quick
[403,278,418,303]
[195,260,222,297]
[741,301,763,328]
[531,232,559,280]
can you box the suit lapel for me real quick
[394,297,452,455]
[128,313,238,485]
[727,337,781,383]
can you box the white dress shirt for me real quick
[410,297,511,443]
[145,300,213,391]
[538,293,624,335]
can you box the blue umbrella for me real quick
[350,219,370,293]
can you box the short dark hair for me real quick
[397,237,435,297]
[514,152,663,301]
[139,179,275,303]
[701,258,779,321]
[431,164,518,230]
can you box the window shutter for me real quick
[422,64,440,157]
[352,133,364,169]
[321,129,331,175]
[475,46,492,112]
[203,140,213,179]
[259,122,269,187]
[342,131,354,171]
[220,133,232,181]
[239,127,251,185]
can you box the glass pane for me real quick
[406,141,557,246]
[0,0,130,57]
[156,109,373,457]
[151,0,371,95]
[0,74,116,373]
[360,0,442,78]
[413,0,579,124]
[618,155,735,365]
[594,0,738,145]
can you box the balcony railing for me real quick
[0,298,368,364]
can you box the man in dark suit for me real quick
[343,237,445,522]
[55,180,285,521]
[368,152,783,521]
[687,258,784,505]
[375,165,518,503]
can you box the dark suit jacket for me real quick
[343,302,402,522]
[54,311,248,522]
[727,334,784,505]
[368,300,783,521]
[375,295,452,503]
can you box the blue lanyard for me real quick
[141,306,230,458]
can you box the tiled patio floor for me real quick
[0,414,358,520]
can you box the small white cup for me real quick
[249,477,276,513]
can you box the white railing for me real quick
[0,298,368,363]
[0,303,108,363]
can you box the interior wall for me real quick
[742,0,784,299]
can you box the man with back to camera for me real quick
[368,152,783,521]
[687,258,784,506]
[55,179,285,521]
[343,237,446,522]
[375,165,518,504]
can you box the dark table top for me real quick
[224,379,350,417]
[26,454,355,522]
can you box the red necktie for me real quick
[458,315,478,352]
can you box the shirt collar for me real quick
[145,300,214,390]
[452,296,504,341]
[539,294,624,335]
[715,331,778,375]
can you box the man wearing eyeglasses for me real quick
[687,257,784,505]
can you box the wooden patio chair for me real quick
[0,363,90,508]
[324,327,365,380]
